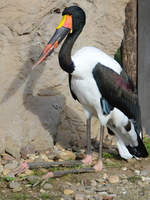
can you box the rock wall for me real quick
[0,0,129,158]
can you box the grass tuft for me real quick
[127,175,141,183]
[143,137,150,156]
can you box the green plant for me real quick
[127,175,141,183]
[143,137,150,156]
[114,47,122,66]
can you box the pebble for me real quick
[134,170,140,176]
[141,170,149,176]
[7,172,15,178]
[21,169,33,177]
[40,153,49,162]
[4,160,18,170]
[75,193,88,200]
[95,178,104,184]
[59,150,76,161]
[43,183,53,190]
[28,154,38,161]
[121,188,127,195]
[97,191,108,196]
[121,167,127,171]
[103,173,108,180]
[74,194,85,200]
[95,186,108,193]
[9,181,22,192]
[27,175,41,184]
[103,195,114,200]
[108,175,120,184]
[141,176,150,182]
[64,189,74,195]
[40,188,45,193]
[61,195,74,200]
[90,180,97,187]
[2,168,11,176]
[20,144,35,159]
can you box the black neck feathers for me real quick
[58,28,82,73]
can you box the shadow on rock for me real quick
[1,44,86,152]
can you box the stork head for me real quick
[33,6,86,69]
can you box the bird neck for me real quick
[59,29,82,73]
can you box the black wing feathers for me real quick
[92,63,141,132]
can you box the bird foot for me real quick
[93,160,103,172]
[82,154,93,165]
[13,162,29,175]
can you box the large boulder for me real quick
[0,0,129,158]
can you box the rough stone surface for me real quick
[0,0,129,158]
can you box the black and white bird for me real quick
[34,6,148,171]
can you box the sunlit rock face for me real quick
[0,0,129,158]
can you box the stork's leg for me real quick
[93,125,104,171]
[82,118,93,165]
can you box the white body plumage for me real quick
[71,46,138,159]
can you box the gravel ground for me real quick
[0,143,150,200]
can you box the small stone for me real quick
[43,183,53,190]
[28,154,38,161]
[95,186,108,193]
[137,181,143,186]
[20,144,35,159]
[61,195,74,200]
[134,170,140,176]
[7,172,15,178]
[108,175,120,184]
[90,180,97,187]
[75,193,88,200]
[4,160,18,170]
[120,174,127,179]
[39,168,48,174]
[103,173,108,180]
[97,192,108,196]
[47,152,58,160]
[103,195,114,200]
[13,187,22,192]
[121,167,127,171]
[141,176,150,182]
[9,181,22,192]
[105,159,114,164]
[59,150,76,161]
[40,188,45,193]
[96,178,104,183]
[2,168,11,176]
[64,189,74,195]
[40,153,49,162]
[141,170,149,176]
[121,189,127,195]
[27,175,41,184]
[21,169,33,177]
[55,144,64,151]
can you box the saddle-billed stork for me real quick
[33,6,148,172]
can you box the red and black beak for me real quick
[33,15,72,69]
